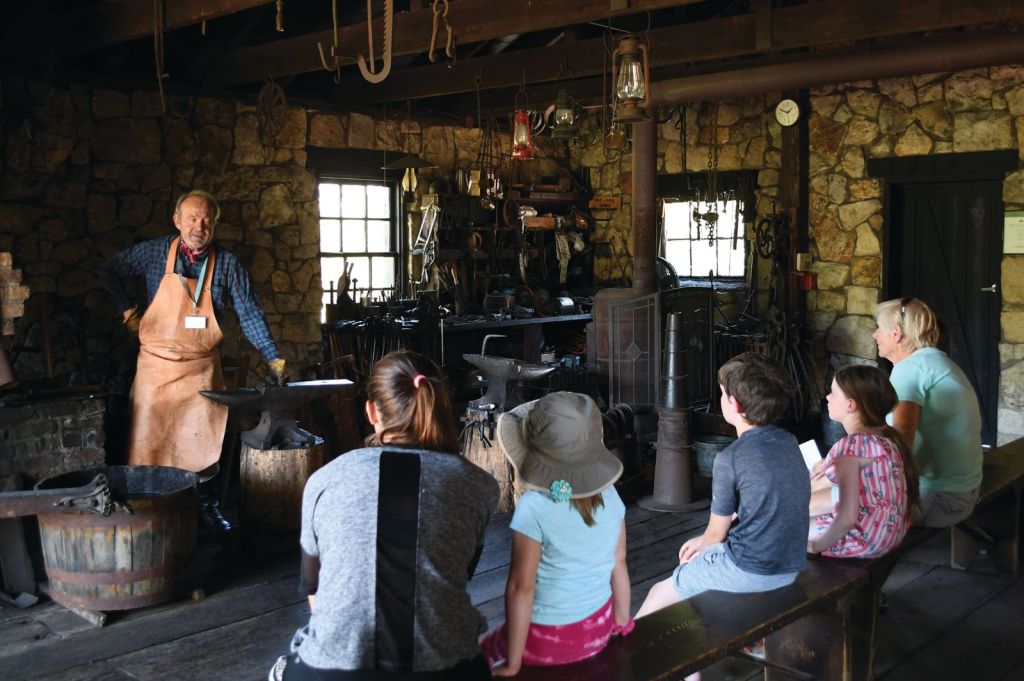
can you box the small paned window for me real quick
[662,198,745,278]
[318,180,399,319]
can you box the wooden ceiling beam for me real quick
[204,0,704,89]
[335,16,753,104]
[60,0,276,55]
[334,0,1024,104]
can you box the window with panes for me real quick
[662,197,745,279]
[318,180,399,317]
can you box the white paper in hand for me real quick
[799,439,822,471]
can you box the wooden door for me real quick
[888,180,1001,445]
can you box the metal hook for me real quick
[316,0,343,83]
[357,0,394,84]
[429,0,456,66]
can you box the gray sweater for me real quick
[292,446,499,672]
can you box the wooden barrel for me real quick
[240,437,323,535]
[36,466,198,611]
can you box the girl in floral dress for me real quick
[808,365,919,558]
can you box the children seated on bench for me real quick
[481,392,633,677]
[808,365,919,557]
[636,353,810,618]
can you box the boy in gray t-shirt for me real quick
[636,353,810,619]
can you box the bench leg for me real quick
[764,586,875,681]
[951,485,1020,574]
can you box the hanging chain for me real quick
[153,0,169,113]
[474,71,482,129]
[679,103,687,176]
[705,101,721,246]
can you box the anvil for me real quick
[463,354,556,412]
[200,379,354,450]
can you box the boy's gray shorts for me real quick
[671,543,798,600]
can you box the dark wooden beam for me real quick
[322,0,1024,104]
[205,0,704,88]
[61,0,276,55]
[335,16,754,104]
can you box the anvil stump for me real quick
[240,437,323,537]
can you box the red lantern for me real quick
[512,108,533,160]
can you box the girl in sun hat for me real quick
[481,391,634,677]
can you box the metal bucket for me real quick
[694,435,736,478]
[36,466,198,611]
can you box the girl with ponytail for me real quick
[807,365,919,558]
[270,350,499,681]
[363,350,460,453]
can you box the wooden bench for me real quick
[512,560,870,681]
[773,436,1024,680]
[951,437,1024,573]
[514,437,1024,681]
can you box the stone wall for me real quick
[568,99,783,286]
[0,82,525,387]
[1,82,324,384]
[6,73,1020,442]
[805,65,1024,444]
[0,397,106,488]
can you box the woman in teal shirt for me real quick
[873,298,983,527]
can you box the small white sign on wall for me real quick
[1006,211,1024,254]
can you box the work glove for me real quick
[269,358,289,386]
[122,307,141,335]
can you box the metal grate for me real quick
[608,292,661,412]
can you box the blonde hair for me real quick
[875,298,941,352]
[571,494,605,527]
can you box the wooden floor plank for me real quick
[2,574,303,680]
[31,661,139,681]
[0,613,63,656]
[875,565,1015,676]
[878,574,1024,681]
[108,602,309,681]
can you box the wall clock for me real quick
[775,98,800,127]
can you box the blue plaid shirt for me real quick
[101,235,281,361]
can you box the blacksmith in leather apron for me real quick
[104,191,288,477]
[128,236,227,473]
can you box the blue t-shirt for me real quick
[510,487,625,625]
[888,347,983,493]
[710,425,810,575]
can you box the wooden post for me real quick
[951,485,1021,574]
[764,588,873,681]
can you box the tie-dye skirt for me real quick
[480,597,633,667]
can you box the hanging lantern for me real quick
[512,108,533,160]
[611,35,650,124]
[550,89,583,140]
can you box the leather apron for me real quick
[128,237,227,472]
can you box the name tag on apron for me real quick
[184,315,207,329]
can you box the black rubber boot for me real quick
[199,496,232,536]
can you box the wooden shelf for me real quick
[436,248,539,260]
[507,189,590,204]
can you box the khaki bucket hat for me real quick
[497,391,623,500]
